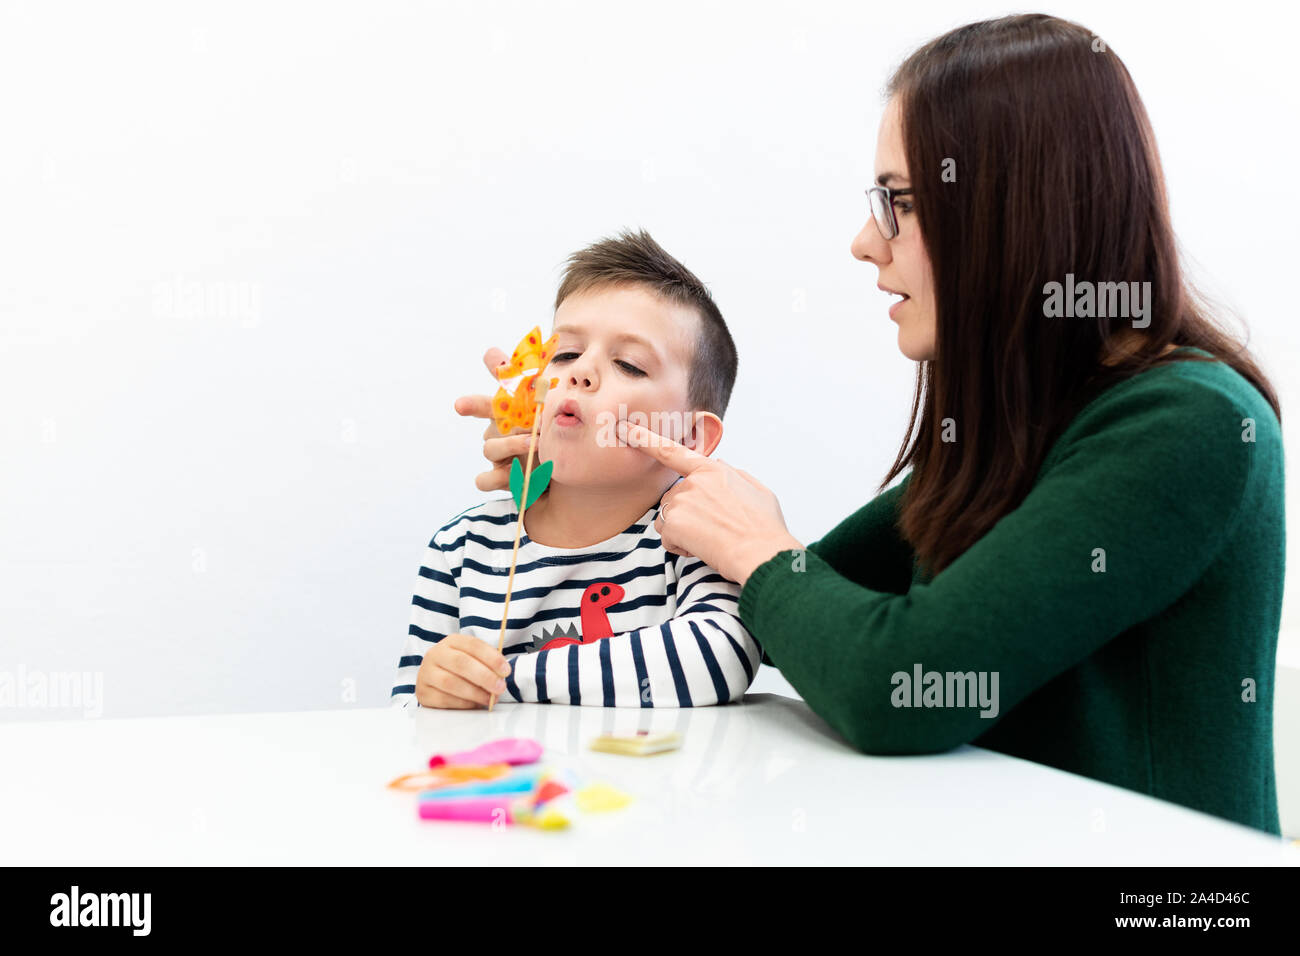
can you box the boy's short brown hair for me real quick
[554,229,738,418]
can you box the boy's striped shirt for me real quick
[390,493,762,708]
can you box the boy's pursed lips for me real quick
[554,397,584,426]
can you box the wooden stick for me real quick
[488,388,544,712]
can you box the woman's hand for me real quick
[454,348,540,493]
[619,420,803,587]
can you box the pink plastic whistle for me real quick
[417,795,522,823]
[428,737,542,769]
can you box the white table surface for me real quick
[2,694,1295,865]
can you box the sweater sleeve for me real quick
[748,475,915,668]
[504,556,761,707]
[807,474,915,594]
[389,537,461,710]
[737,376,1258,754]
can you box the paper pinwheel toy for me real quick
[492,327,560,435]
[488,326,560,711]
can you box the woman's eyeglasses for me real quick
[866,185,914,241]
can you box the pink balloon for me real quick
[428,737,542,769]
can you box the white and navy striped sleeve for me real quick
[504,556,762,707]
[389,535,461,709]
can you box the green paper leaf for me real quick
[509,457,523,509]
[509,457,553,511]
[524,460,553,509]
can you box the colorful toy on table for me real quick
[386,737,542,791]
[418,767,555,800]
[589,730,682,756]
[385,764,511,792]
[418,766,578,829]
[386,736,633,830]
[418,793,570,828]
[573,781,634,812]
[428,737,542,768]
[486,326,562,712]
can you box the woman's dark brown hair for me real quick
[879,12,1280,577]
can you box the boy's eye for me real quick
[549,352,645,377]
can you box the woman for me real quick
[456,14,1283,835]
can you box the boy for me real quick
[389,229,761,709]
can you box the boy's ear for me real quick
[686,411,724,458]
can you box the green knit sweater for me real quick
[738,348,1284,835]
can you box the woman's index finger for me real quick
[622,421,710,476]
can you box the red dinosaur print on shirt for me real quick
[533,581,625,651]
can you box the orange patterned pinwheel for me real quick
[491,326,560,436]
[499,326,559,379]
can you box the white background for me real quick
[2,0,1298,721]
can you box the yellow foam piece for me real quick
[531,804,571,829]
[575,782,633,812]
